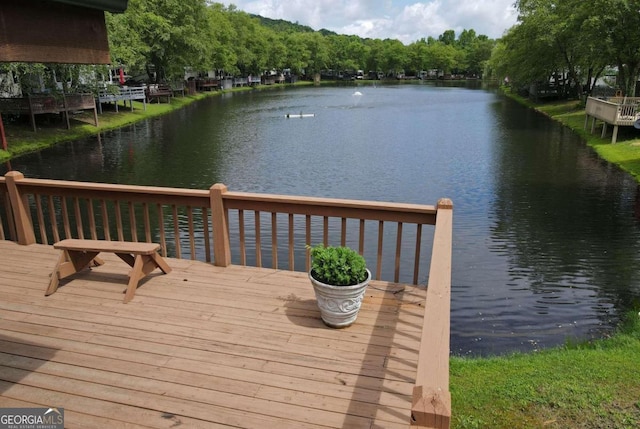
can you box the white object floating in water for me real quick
[285,113,315,118]
[353,91,363,96]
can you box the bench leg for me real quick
[46,250,104,296]
[119,252,171,303]
[124,254,145,303]
[46,251,66,296]
[150,252,172,274]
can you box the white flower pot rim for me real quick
[309,269,372,289]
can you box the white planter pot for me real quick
[309,269,371,328]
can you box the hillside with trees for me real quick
[0,0,495,93]
[103,0,495,82]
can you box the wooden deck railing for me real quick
[585,96,640,143]
[0,170,453,428]
[97,86,147,113]
[0,93,98,131]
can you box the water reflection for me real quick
[454,100,640,354]
[3,84,640,355]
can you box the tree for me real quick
[583,0,640,96]
[299,32,330,75]
[407,39,429,74]
[492,1,566,93]
[206,3,238,73]
[107,0,212,81]
[283,32,312,75]
[104,0,497,84]
[380,39,408,75]
[438,30,456,46]
[503,0,636,98]
[363,38,386,73]
[425,42,459,75]
[466,37,494,77]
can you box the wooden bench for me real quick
[46,239,172,303]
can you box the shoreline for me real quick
[0,83,310,163]
[504,90,640,183]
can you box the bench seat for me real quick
[46,239,171,303]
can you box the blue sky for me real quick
[218,1,518,43]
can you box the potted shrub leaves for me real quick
[308,244,371,328]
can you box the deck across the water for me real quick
[0,241,428,428]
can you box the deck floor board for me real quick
[0,241,427,428]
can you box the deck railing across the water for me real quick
[0,170,453,428]
[585,96,640,143]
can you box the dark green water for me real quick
[5,83,640,355]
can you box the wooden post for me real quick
[411,198,453,429]
[210,183,231,267]
[4,171,36,245]
[62,94,71,130]
[0,113,7,151]
[92,97,99,127]
[27,94,36,132]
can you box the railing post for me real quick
[411,198,453,429]
[4,171,36,245]
[210,183,231,267]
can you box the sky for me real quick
[217,1,519,44]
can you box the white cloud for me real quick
[220,0,518,43]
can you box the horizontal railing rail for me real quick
[585,97,619,123]
[1,171,452,428]
[1,172,213,261]
[97,87,147,113]
[1,172,447,285]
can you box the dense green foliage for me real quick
[103,1,495,81]
[489,0,640,97]
[309,245,368,286]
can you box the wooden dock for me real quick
[0,240,428,428]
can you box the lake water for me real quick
[5,83,640,355]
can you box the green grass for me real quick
[451,311,640,428]
[0,93,208,162]
[508,92,640,182]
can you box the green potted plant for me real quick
[308,244,371,328]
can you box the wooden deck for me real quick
[0,240,428,428]
[585,96,640,143]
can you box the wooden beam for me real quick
[0,0,110,64]
[0,113,6,151]
[210,183,231,267]
[411,198,453,428]
[4,171,37,245]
